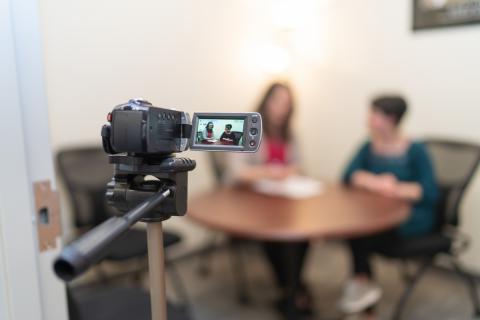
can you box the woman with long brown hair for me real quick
[228,82,312,318]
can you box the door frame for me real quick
[0,0,68,319]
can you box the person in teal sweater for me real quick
[338,95,439,315]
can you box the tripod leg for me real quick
[148,222,168,320]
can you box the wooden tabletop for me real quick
[187,183,410,242]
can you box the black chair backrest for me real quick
[196,131,203,143]
[232,131,243,145]
[424,139,480,229]
[56,146,114,229]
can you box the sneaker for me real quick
[338,279,382,314]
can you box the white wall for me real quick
[39,0,329,243]
[296,0,480,270]
[40,0,480,270]
[40,0,276,195]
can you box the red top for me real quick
[207,131,213,138]
[266,139,288,165]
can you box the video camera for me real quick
[54,98,262,284]
[101,98,262,155]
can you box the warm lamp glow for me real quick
[269,0,300,30]
[250,43,292,75]
[240,0,325,78]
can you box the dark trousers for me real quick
[262,241,310,294]
[349,230,399,277]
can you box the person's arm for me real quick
[224,155,298,185]
[378,144,437,202]
[235,140,301,181]
[404,143,438,204]
[352,170,388,190]
[393,181,423,201]
[344,142,416,198]
[226,140,301,184]
[235,164,298,183]
[201,129,208,140]
[350,165,422,200]
[343,142,370,184]
[367,144,436,201]
[352,171,401,197]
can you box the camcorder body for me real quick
[101,98,262,155]
[101,98,263,218]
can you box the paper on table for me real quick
[252,175,324,199]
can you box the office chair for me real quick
[196,132,203,143]
[377,139,480,320]
[56,147,192,314]
[232,131,244,145]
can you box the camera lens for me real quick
[250,128,258,135]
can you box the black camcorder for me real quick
[54,97,262,284]
[101,98,262,155]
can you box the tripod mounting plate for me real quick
[109,154,196,173]
[106,154,196,222]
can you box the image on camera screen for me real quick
[196,118,245,146]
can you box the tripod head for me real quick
[106,154,196,221]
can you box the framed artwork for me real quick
[413,0,480,30]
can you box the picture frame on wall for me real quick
[413,0,480,30]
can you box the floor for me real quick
[166,241,477,320]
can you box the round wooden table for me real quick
[188,183,410,316]
[188,183,410,241]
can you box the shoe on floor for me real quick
[338,279,382,314]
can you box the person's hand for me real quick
[351,171,401,197]
[374,173,399,197]
[266,164,292,180]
